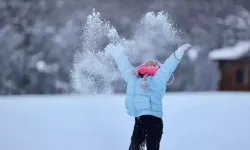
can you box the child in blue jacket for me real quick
[105,29,191,150]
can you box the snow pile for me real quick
[209,41,250,60]
[0,93,250,150]
[71,10,180,94]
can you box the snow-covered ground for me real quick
[0,92,250,150]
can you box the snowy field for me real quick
[0,93,250,150]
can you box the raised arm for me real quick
[105,28,135,83]
[105,43,134,83]
[152,44,191,88]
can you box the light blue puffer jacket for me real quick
[106,44,183,118]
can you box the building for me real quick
[209,41,250,91]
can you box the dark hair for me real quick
[137,73,144,78]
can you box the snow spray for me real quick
[71,9,181,94]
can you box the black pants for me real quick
[129,115,163,150]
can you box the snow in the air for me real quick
[209,41,250,60]
[0,93,250,150]
[187,46,199,61]
[71,10,180,94]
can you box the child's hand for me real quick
[175,44,192,59]
[107,28,120,43]
[178,44,192,52]
[104,43,126,57]
[104,43,115,54]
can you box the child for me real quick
[105,29,191,150]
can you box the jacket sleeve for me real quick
[105,43,133,83]
[151,52,181,88]
[151,44,191,88]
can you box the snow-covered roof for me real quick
[209,41,250,60]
